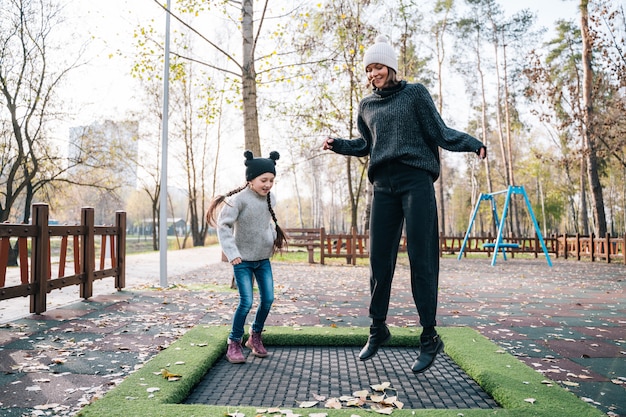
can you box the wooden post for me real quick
[0,236,8,287]
[320,227,326,265]
[116,211,126,290]
[19,236,28,284]
[73,235,81,274]
[350,226,356,265]
[605,233,611,264]
[59,235,68,278]
[31,204,50,314]
[534,234,539,258]
[590,233,595,262]
[576,233,581,261]
[80,207,95,299]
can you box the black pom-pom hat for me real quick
[244,150,280,181]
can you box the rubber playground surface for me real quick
[0,247,624,416]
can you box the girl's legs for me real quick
[228,259,272,358]
[227,262,255,364]
[229,262,255,342]
[249,259,274,334]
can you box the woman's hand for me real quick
[322,137,334,150]
[477,146,487,159]
[231,257,242,265]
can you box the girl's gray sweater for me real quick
[329,81,484,182]
[217,187,277,262]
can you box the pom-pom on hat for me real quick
[244,150,279,181]
[363,35,398,74]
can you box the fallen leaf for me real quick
[345,398,365,407]
[352,390,368,399]
[371,382,391,392]
[370,394,385,403]
[299,401,318,408]
[161,369,182,380]
[382,396,397,405]
[325,398,342,409]
[524,398,536,404]
[370,403,394,415]
[312,393,327,401]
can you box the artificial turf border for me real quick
[77,325,604,417]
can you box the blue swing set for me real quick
[457,185,552,267]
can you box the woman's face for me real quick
[366,63,390,89]
[249,172,275,197]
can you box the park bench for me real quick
[283,228,321,263]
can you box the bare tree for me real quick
[0,0,84,222]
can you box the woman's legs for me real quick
[399,169,444,373]
[402,171,439,330]
[359,164,405,361]
[368,167,405,322]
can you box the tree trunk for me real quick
[241,0,261,156]
[580,0,607,237]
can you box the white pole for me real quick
[159,0,171,288]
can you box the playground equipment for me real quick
[457,185,552,266]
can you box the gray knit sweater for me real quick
[330,81,484,181]
[217,187,277,262]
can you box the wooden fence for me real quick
[0,204,126,315]
[284,228,626,265]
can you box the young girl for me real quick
[323,35,486,373]
[206,150,287,364]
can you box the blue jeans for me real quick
[229,259,274,341]
[369,163,439,328]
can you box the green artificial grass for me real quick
[77,326,604,417]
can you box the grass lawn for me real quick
[77,326,604,417]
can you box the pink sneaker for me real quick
[226,339,245,364]
[245,330,268,357]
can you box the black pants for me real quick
[368,163,439,328]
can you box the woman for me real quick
[322,35,487,373]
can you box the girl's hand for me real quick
[477,146,487,159]
[231,257,242,265]
[322,137,334,150]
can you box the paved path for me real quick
[0,246,223,323]
[0,248,624,416]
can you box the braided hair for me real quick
[205,185,288,253]
[267,191,288,252]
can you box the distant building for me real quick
[68,120,139,188]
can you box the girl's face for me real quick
[249,173,275,196]
[366,63,390,89]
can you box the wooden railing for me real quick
[284,228,625,265]
[0,204,126,314]
[557,233,625,264]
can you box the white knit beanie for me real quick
[363,35,398,74]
